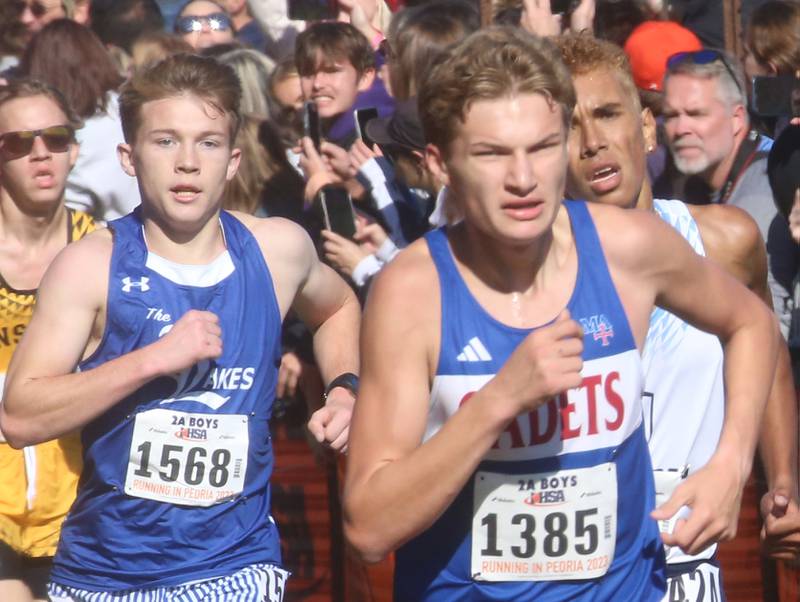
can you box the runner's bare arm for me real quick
[603,208,779,555]
[692,205,800,556]
[247,215,361,451]
[343,241,584,562]
[0,232,223,447]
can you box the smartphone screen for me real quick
[751,75,799,117]
[321,186,357,239]
[354,107,379,148]
[550,0,572,14]
[287,0,336,21]
[303,101,322,152]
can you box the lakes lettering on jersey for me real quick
[204,366,255,390]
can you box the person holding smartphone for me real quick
[294,21,394,148]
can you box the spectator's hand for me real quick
[298,136,339,202]
[788,190,800,243]
[337,0,379,41]
[652,455,745,555]
[761,487,800,562]
[277,351,303,399]
[321,141,356,181]
[350,139,379,171]
[307,386,354,453]
[298,136,329,179]
[355,219,388,251]
[569,0,595,33]
[520,0,562,38]
[321,229,371,275]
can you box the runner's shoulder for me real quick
[688,204,763,267]
[365,237,437,317]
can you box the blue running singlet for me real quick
[394,201,665,601]
[50,209,283,591]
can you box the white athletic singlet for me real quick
[643,199,725,565]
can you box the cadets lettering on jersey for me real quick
[458,371,626,449]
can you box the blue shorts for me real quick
[48,563,289,602]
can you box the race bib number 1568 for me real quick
[471,463,617,582]
[125,409,249,507]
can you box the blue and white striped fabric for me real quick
[48,563,289,602]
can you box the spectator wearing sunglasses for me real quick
[19,0,65,42]
[661,48,800,343]
[175,0,235,51]
[0,78,95,602]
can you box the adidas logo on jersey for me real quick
[122,276,150,293]
[457,337,492,362]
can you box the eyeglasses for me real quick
[666,49,743,95]
[0,126,74,159]
[174,13,232,34]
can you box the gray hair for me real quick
[664,49,746,109]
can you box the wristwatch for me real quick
[324,372,360,399]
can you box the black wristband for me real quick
[324,372,359,398]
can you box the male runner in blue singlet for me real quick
[0,54,360,601]
[557,33,798,600]
[343,27,779,601]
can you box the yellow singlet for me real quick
[0,209,95,557]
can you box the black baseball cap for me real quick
[365,98,426,151]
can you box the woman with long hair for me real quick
[21,19,141,221]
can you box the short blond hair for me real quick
[418,26,575,154]
[556,33,641,111]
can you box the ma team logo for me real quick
[579,314,614,346]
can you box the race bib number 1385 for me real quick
[471,463,617,582]
[125,409,249,507]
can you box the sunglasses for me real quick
[0,125,74,159]
[27,1,60,19]
[666,49,743,95]
[174,13,232,34]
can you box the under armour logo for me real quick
[122,276,150,292]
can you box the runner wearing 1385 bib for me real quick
[393,201,664,601]
[343,28,779,602]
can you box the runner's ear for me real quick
[118,143,136,178]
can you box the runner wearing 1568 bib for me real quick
[392,201,664,601]
[0,54,361,602]
[48,208,288,593]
